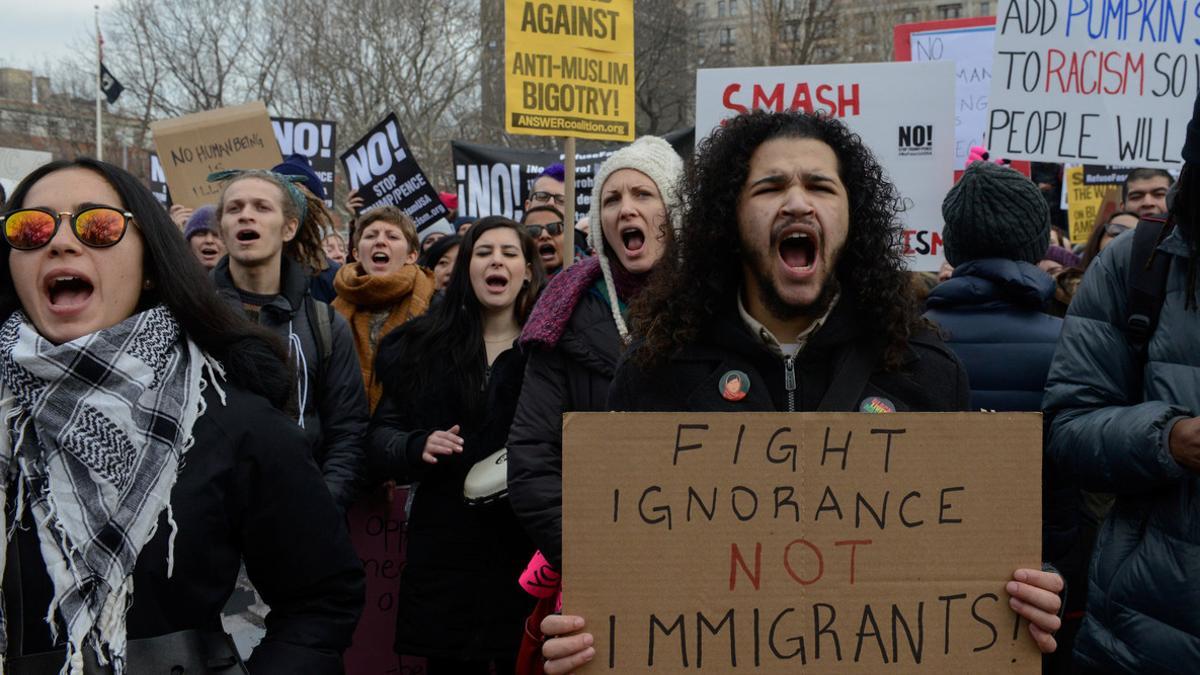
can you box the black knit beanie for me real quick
[941,161,1050,266]
[1184,89,1200,164]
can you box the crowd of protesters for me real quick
[0,94,1195,674]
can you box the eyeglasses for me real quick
[528,191,566,206]
[526,222,564,238]
[1,206,134,250]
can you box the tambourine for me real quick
[463,448,508,506]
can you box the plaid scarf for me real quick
[0,306,218,674]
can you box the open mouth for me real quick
[200,245,221,256]
[778,231,817,270]
[620,227,645,252]
[484,273,509,291]
[371,251,391,265]
[235,229,260,242]
[538,243,557,260]
[47,276,94,308]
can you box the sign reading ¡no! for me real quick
[563,412,1042,674]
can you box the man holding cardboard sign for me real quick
[541,111,1065,673]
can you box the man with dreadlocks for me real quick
[1042,93,1200,673]
[538,110,1067,673]
[210,168,368,514]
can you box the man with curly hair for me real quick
[608,110,970,415]
[539,111,1068,674]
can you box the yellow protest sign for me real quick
[505,0,635,142]
[1065,165,1119,245]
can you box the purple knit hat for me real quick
[183,205,218,240]
[1042,244,1081,269]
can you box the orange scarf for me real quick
[332,262,435,411]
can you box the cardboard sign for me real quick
[272,117,337,208]
[340,113,450,231]
[505,0,636,141]
[894,17,997,169]
[452,129,692,221]
[695,62,956,272]
[987,0,1199,167]
[150,101,282,209]
[563,412,1042,673]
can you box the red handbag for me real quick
[515,595,558,675]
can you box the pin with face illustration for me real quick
[860,396,896,413]
[720,370,750,402]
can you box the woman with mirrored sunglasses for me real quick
[0,158,364,673]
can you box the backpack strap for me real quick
[305,295,334,380]
[1125,216,1172,359]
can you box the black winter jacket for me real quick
[368,345,535,661]
[507,292,621,569]
[212,256,368,511]
[14,385,366,673]
[608,298,970,414]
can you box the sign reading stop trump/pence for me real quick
[562,412,1042,673]
[505,0,635,141]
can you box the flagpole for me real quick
[95,4,103,161]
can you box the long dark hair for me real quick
[2,158,293,408]
[376,217,544,414]
[630,110,923,370]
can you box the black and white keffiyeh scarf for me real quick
[0,306,222,674]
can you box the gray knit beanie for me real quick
[941,161,1050,266]
[588,136,684,341]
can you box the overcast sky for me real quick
[1,0,120,72]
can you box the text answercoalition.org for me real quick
[512,113,627,135]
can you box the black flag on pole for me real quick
[99,63,123,104]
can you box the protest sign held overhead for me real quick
[505,0,635,142]
[148,152,170,207]
[895,17,997,168]
[150,101,282,209]
[696,62,955,272]
[340,113,450,230]
[272,117,337,208]
[563,412,1042,673]
[987,0,1199,167]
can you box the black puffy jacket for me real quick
[507,292,622,570]
[368,344,534,661]
[212,256,368,511]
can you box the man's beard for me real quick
[751,266,841,324]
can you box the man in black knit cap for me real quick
[1044,92,1200,673]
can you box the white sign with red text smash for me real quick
[696,62,956,272]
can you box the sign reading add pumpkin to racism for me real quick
[505,0,635,142]
[987,0,1199,167]
[695,62,956,272]
[150,101,282,209]
[563,412,1042,673]
[339,113,450,231]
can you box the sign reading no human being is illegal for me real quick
[563,412,1043,673]
[505,0,635,142]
